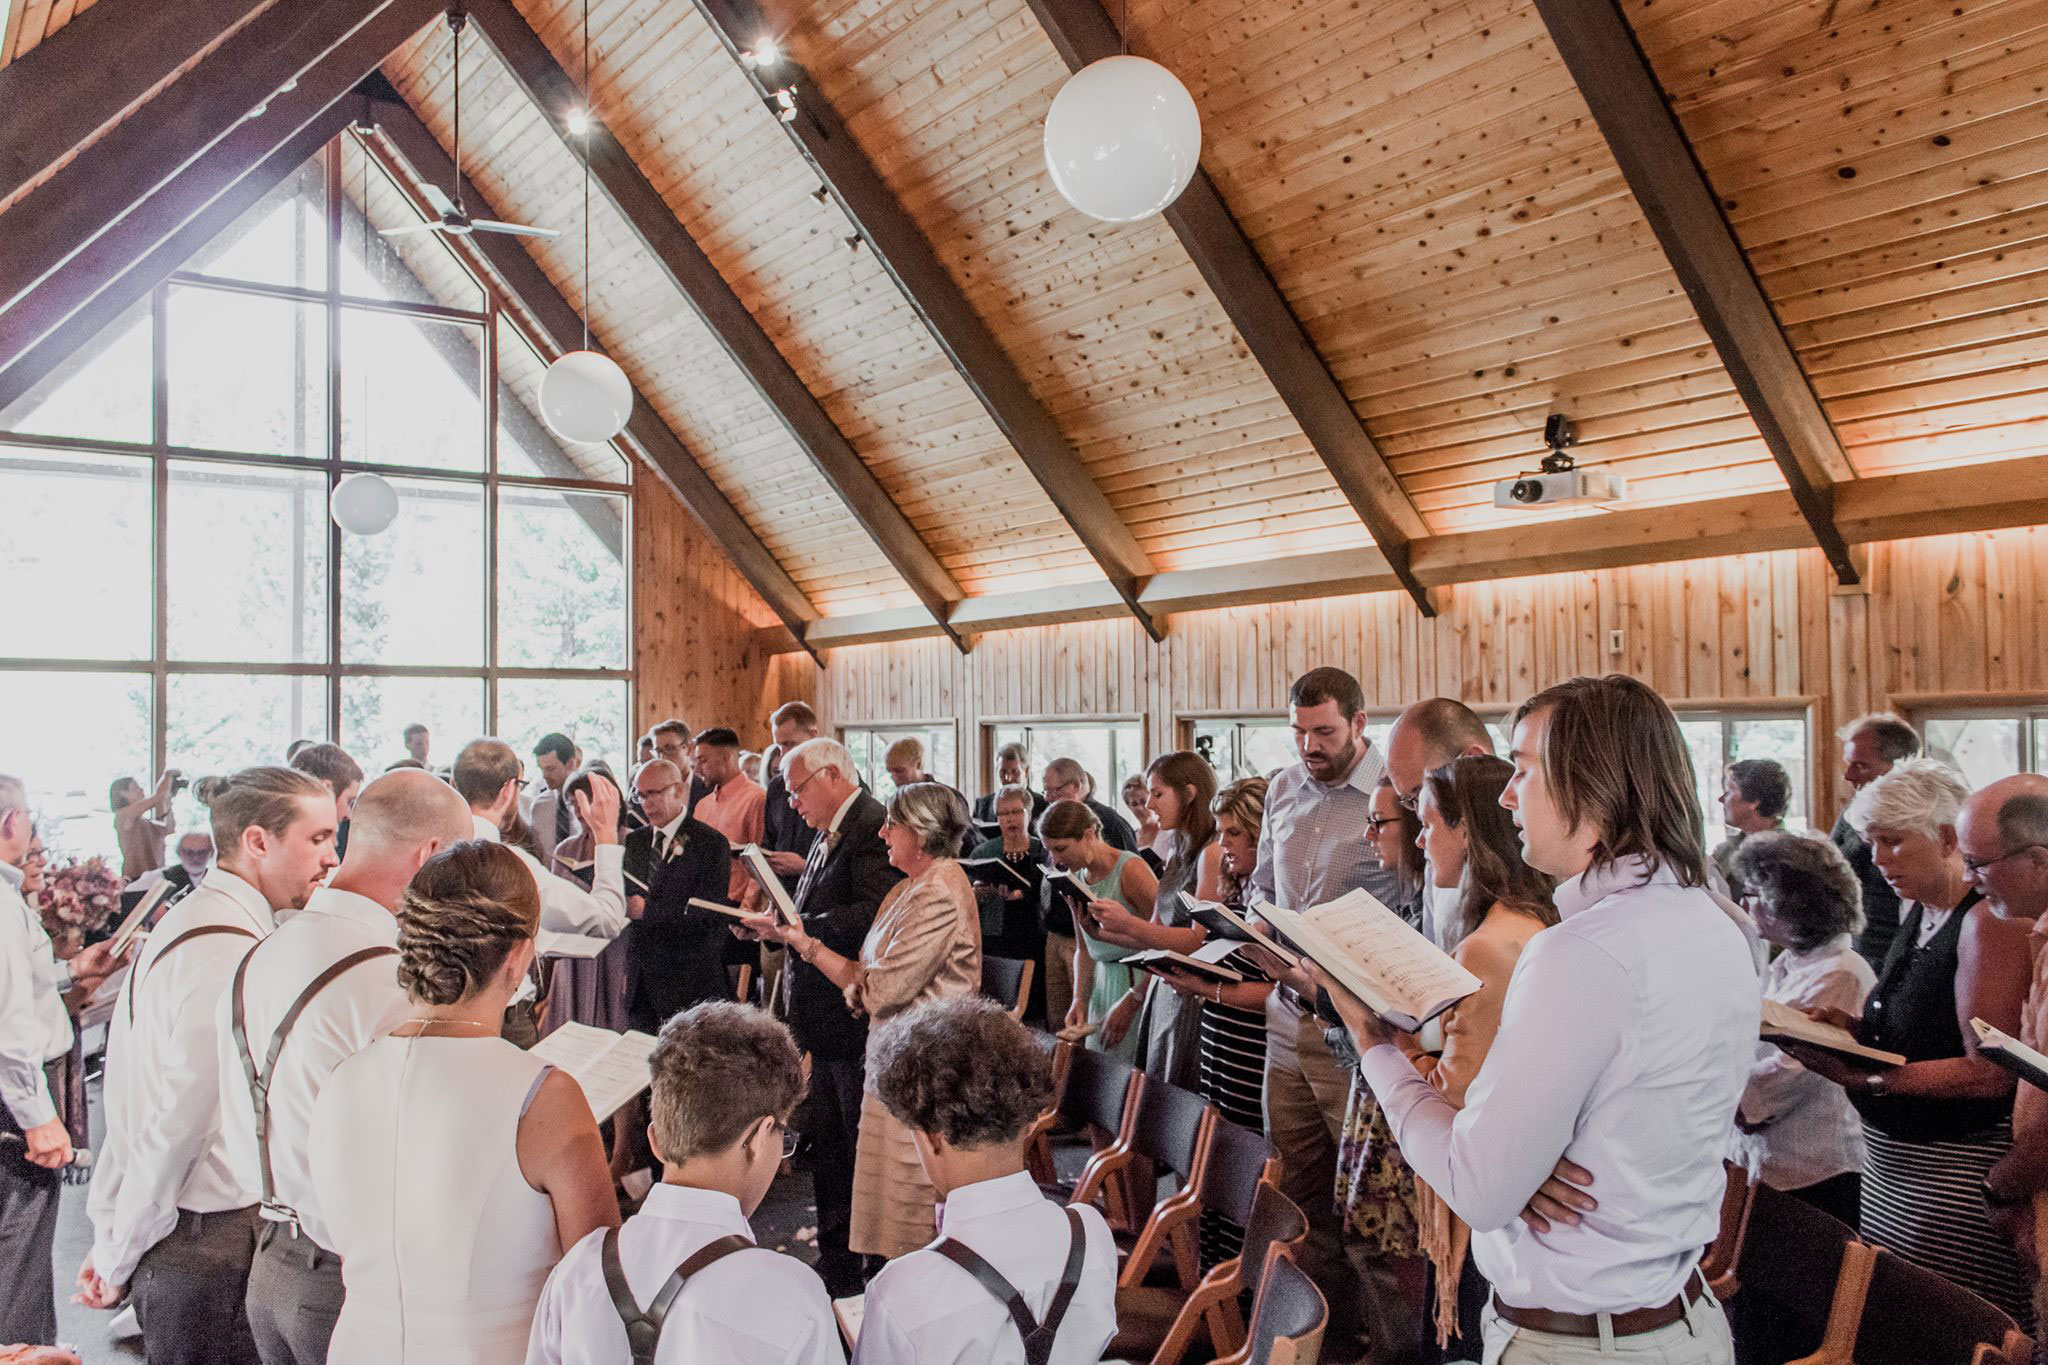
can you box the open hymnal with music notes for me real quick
[1125,937,1247,984]
[959,858,1037,895]
[1256,890,1480,1032]
[530,1022,659,1121]
[1760,997,1903,1067]
[1188,894,1303,969]
[1972,1017,2048,1090]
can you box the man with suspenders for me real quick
[526,1001,841,1365]
[78,767,340,1364]
[855,998,1117,1365]
[213,769,475,1365]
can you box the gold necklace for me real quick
[394,1017,499,1037]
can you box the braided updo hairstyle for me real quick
[395,839,540,1006]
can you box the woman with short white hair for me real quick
[1792,757,2035,1323]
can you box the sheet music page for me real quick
[1760,997,1903,1066]
[1263,891,1478,1022]
[533,1023,657,1120]
[536,930,610,959]
[833,1294,865,1349]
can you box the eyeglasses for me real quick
[635,781,679,801]
[789,767,823,800]
[1962,844,2046,876]
[1395,791,1419,813]
[1364,816,1399,833]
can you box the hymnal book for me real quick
[531,1022,659,1121]
[1257,891,1480,1033]
[972,819,1002,839]
[1049,869,1097,918]
[833,1294,865,1350]
[1125,938,1247,984]
[687,896,754,921]
[1760,998,1904,1068]
[735,844,802,927]
[960,857,1037,895]
[108,880,179,957]
[1204,896,1303,969]
[1972,1017,2048,1090]
[536,930,611,960]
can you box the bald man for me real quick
[1384,698,1495,948]
[1967,776,2048,1322]
[218,770,474,1365]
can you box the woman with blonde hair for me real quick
[310,840,615,1364]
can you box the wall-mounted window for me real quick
[1183,716,1295,785]
[1674,708,1812,848]
[0,133,632,862]
[839,724,957,803]
[988,720,1144,810]
[1910,704,2048,791]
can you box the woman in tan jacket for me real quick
[1396,754,1557,1355]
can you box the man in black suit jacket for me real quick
[761,737,901,1295]
[1042,756,1136,852]
[621,760,735,1033]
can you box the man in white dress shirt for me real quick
[526,1001,840,1364]
[217,768,474,1365]
[1327,675,1756,1364]
[0,772,126,1344]
[453,737,626,1044]
[79,767,340,1364]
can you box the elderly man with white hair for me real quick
[748,737,901,1298]
[1791,757,2036,1326]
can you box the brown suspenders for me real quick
[931,1207,1089,1365]
[228,941,397,1227]
[601,1227,754,1365]
[124,924,258,1026]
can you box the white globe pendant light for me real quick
[1043,55,1201,223]
[330,472,399,536]
[540,349,632,443]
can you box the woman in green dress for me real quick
[1039,798,1157,1063]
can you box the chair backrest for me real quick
[1059,1043,1140,1140]
[1699,1161,1752,1296]
[1128,1077,1213,1180]
[1856,1248,2024,1365]
[981,954,1033,1018]
[1198,1116,1280,1226]
[1236,1182,1310,1292]
[1241,1247,1328,1365]
[1730,1182,1868,1360]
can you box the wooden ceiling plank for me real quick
[0,0,442,377]
[0,0,274,207]
[462,0,968,651]
[362,81,824,665]
[700,0,1162,639]
[1532,0,1863,585]
[1021,0,1439,617]
[0,0,441,319]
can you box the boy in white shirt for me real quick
[526,1001,841,1365]
[854,997,1117,1364]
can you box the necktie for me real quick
[653,829,669,864]
[555,790,573,848]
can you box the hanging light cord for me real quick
[580,0,592,352]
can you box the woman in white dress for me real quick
[311,840,616,1365]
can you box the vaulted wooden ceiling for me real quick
[5,0,2048,655]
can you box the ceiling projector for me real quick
[1492,414,1626,508]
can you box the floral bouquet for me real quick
[34,856,124,946]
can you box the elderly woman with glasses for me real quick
[749,781,982,1261]
[1790,758,2035,1324]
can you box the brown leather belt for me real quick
[1492,1269,1709,1338]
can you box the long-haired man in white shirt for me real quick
[1322,675,1756,1364]
[216,768,474,1365]
[78,766,340,1364]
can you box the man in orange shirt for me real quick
[692,727,766,905]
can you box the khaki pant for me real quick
[1480,1296,1733,1364]
[1264,993,1364,1353]
[1044,932,1077,1028]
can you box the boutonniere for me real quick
[827,830,842,849]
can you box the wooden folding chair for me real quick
[981,954,1034,1019]
[1970,1338,2035,1365]
[1700,1160,1754,1300]
[1109,1179,1309,1365]
[732,962,753,1002]
[1023,1044,1142,1224]
[1217,1244,1328,1365]
[1844,1247,2027,1365]
[1725,1182,1871,1365]
[1071,1076,1212,1240]
[1121,1115,1277,1292]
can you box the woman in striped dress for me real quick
[1790,758,2036,1327]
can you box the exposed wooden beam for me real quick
[1531,0,1862,586]
[363,84,824,665]
[463,0,968,652]
[0,101,356,412]
[0,0,273,209]
[1019,0,1437,618]
[758,454,2048,652]
[687,0,1162,642]
[0,0,441,322]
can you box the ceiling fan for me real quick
[383,5,558,242]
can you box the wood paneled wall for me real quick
[636,517,2048,825]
